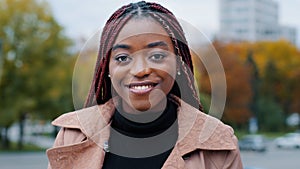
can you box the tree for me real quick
[257,97,284,131]
[195,41,252,127]
[209,40,300,132]
[246,50,260,129]
[252,41,300,130]
[0,0,73,149]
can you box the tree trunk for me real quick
[52,125,60,138]
[1,126,10,149]
[18,113,26,150]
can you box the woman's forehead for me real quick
[114,18,170,44]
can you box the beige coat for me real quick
[47,98,243,169]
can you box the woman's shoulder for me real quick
[178,99,238,150]
[197,114,238,151]
[196,109,235,139]
[51,100,115,129]
[51,106,99,128]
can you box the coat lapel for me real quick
[162,97,237,168]
[48,96,237,168]
[176,98,236,155]
[161,145,187,169]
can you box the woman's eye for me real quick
[150,53,166,61]
[114,55,130,63]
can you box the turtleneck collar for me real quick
[111,99,178,138]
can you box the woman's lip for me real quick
[127,81,158,87]
[126,82,158,95]
[129,86,154,95]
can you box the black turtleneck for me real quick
[102,100,178,169]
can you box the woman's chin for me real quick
[125,102,152,113]
[122,100,166,114]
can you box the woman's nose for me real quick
[130,56,152,78]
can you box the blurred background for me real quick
[0,0,300,168]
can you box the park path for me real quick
[0,152,48,169]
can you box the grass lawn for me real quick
[0,141,45,152]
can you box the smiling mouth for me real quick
[127,82,158,95]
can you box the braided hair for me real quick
[84,1,203,111]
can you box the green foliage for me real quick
[199,93,211,114]
[257,97,285,132]
[0,0,74,129]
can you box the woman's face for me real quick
[109,18,177,113]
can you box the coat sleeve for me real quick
[221,135,243,169]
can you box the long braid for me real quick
[85,5,133,106]
[84,1,203,112]
[147,3,200,108]
[148,10,203,111]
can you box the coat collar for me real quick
[52,96,237,156]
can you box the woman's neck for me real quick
[120,97,168,123]
[111,99,178,138]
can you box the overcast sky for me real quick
[46,0,300,47]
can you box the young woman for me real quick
[47,1,243,168]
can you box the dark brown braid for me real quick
[148,12,202,110]
[84,1,203,111]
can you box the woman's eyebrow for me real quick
[112,44,131,51]
[112,41,168,51]
[147,41,169,49]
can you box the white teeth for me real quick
[132,85,152,90]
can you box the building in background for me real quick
[218,0,297,45]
